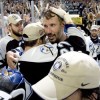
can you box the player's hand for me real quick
[49,6,73,24]
[6,51,20,69]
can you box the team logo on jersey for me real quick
[40,44,54,54]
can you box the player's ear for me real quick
[61,21,65,27]
[8,24,12,32]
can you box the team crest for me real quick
[40,44,53,54]
[52,57,69,72]
[12,15,19,20]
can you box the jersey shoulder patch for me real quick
[20,43,58,62]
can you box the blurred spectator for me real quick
[87,12,96,29]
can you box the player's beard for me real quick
[91,34,98,39]
[50,39,60,44]
[12,28,22,37]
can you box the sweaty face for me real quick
[42,15,64,43]
[10,21,23,37]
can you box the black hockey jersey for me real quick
[17,43,58,85]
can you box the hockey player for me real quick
[0,14,24,68]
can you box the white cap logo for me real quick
[52,61,62,71]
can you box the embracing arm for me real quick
[6,47,24,69]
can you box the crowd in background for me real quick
[0,0,100,63]
[0,0,99,37]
